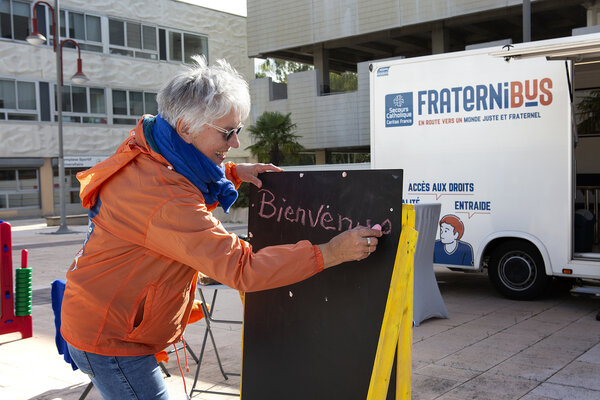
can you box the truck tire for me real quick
[488,240,550,300]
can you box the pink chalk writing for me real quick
[257,189,392,234]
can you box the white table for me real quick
[413,203,449,326]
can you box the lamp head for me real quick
[26,32,47,46]
[70,57,89,85]
[71,71,89,85]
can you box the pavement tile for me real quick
[192,382,240,399]
[577,343,600,365]
[413,320,454,342]
[460,309,535,330]
[436,342,513,372]
[413,334,477,363]
[519,395,559,400]
[501,317,566,339]
[412,358,430,370]
[548,360,600,391]
[436,323,495,343]
[482,331,544,351]
[427,310,480,327]
[552,317,600,344]
[435,372,540,400]
[436,331,539,372]
[488,350,579,382]
[530,303,597,324]
[523,382,600,400]
[534,332,599,355]
[413,363,481,381]
[412,372,461,400]
[444,298,510,316]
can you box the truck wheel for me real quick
[488,240,550,300]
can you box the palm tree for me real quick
[246,111,305,165]
[577,90,600,135]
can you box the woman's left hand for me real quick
[235,163,283,187]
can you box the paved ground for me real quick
[0,218,599,399]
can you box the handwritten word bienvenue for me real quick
[257,189,392,234]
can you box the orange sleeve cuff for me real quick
[225,162,243,189]
[313,245,324,272]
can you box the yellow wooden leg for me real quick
[367,205,418,400]
[396,238,414,399]
[397,204,415,400]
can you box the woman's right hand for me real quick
[318,226,383,268]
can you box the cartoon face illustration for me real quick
[434,214,474,266]
[439,222,458,244]
[438,215,464,243]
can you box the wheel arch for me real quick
[478,231,552,275]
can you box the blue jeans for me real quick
[67,343,169,400]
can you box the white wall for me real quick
[247,0,523,57]
[0,0,254,162]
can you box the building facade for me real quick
[0,0,253,219]
[247,0,599,163]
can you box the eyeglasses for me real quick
[206,122,244,141]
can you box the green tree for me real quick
[255,59,312,83]
[329,71,358,92]
[246,111,305,165]
[577,90,600,135]
[255,58,358,93]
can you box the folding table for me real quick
[189,284,242,397]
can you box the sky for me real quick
[178,0,247,17]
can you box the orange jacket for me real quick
[61,117,323,356]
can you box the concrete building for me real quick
[0,0,253,219]
[247,0,600,164]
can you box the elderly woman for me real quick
[61,57,382,399]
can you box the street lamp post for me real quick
[27,0,88,234]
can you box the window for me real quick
[17,81,35,109]
[109,19,125,46]
[144,92,158,115]
[90,88,105,114]
[167,30,208,64]
[0,0,30,41]
[112,89,158,125]
[168,31,182,62]
[54,84,107,124]
[109,18,158,60]
[57,10,102,52]
[108,19,207,64]
[0,168,40,209]
[0,78,38,121]
[183,33,207,64]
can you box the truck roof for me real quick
[489,32,600,62]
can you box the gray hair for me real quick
[157,56,250,133]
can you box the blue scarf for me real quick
[143,114,238,213]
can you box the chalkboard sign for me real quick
[242,169,403,400]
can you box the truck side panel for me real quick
[370,51,571,276]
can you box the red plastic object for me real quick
[0,222,32,340]
[21,249,28,269]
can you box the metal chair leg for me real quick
[78,381,94,400]
[159,361,171,377]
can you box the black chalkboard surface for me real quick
[241,169,403,400]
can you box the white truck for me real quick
[370,33,600,300]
